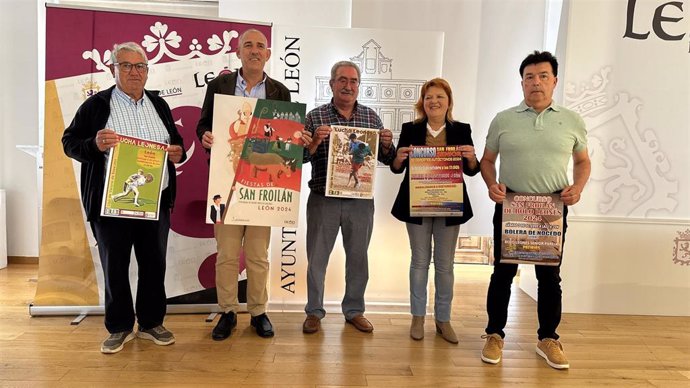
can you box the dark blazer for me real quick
[196,71,291,141]
[390,119,480,226]
[209,204,226,223]
[62,86,187,222]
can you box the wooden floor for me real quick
[1,263,688,387]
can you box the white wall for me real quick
[517,224,690,316]
[0,0,41,257]
[55,0,219,17]
[220,0,351,27]
[0,190,7,268]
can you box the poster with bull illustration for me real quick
[207,94,306,227]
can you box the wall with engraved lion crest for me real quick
[543,0,689,315]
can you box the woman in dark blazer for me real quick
[390,78,480,343]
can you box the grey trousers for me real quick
[304,191,374,320]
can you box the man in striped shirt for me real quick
[301,61,395,334]
[62,42,186,354]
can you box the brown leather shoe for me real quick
[302,315,321,334]
[346,314,374,333]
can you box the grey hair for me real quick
[110,42,148,64]
[330,61,361,82]
[238,28,268,46]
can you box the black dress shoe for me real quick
[212,312,237,341]
[250,313,274,338]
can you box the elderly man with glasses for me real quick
[301,61,395,334]
[62,41,186,354]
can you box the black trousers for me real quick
[92,206,170,333]
[485,201,568,340]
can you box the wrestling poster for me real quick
[207,94,306,227]
[409,145,464,217]
[100,135,168,220]
[325,125,379,199]
[501,193,564,266]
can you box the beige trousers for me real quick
[214,224,270,316]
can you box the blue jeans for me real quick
[406,218,460,322]
[305,192,374,320]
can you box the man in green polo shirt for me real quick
[479,51,591,370]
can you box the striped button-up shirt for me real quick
[106,86,171,188]
[304,100,395,194]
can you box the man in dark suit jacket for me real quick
[209,194,225,223]
[196,29,311,341]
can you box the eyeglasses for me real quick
[114,62,149,73]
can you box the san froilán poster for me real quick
[207,94,306,227]
[101,134,168,220]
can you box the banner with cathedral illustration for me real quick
[37,4,270,310]
[268,25,443,312]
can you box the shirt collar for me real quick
[329,98,360,117]
[113,85,146,105]
[516,100,560,113]
[237,69,267,88]
[426,121,446,138]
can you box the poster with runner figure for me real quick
[325,125,379,199]
[101,134,168,220]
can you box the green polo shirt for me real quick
[485,101,587,193]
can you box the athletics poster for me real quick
[409,145,464,217]
[501,193,564,266]
[101,135,167,220]
[206,94,306,227]
[325,125,379,199]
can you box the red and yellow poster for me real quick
[207,95,306,227]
